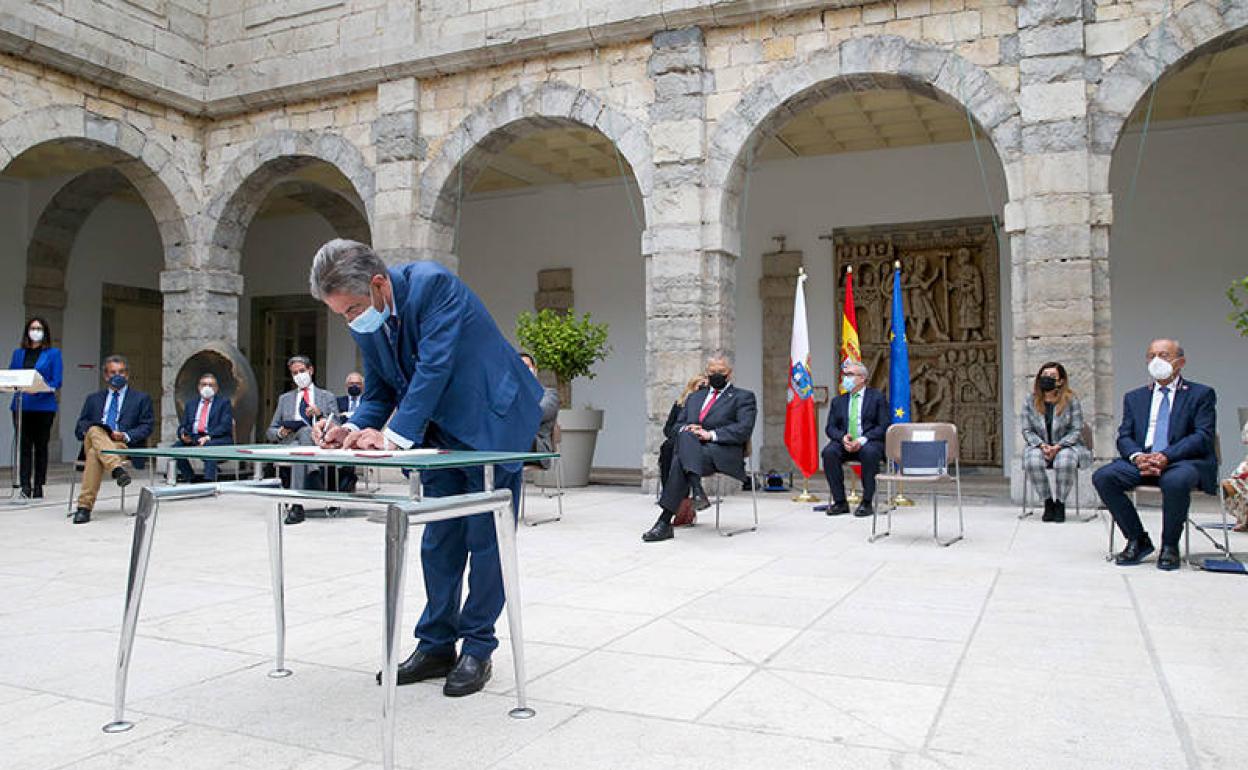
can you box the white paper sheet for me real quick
[237,447,442,459]
[911,430,936,442]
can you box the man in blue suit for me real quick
[310,239,542,697]
[822,360,891,517]
[174,373,234,482]
[1093,339,1218,571]
[72,354,155,524]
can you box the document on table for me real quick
[237,447,443,459]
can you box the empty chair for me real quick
[872,422,964,547]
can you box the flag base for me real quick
[792,477,818,503]
[891,492,916,507]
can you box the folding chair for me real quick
[1019,424,1096,522]
[1106,433,1232,566]
[872,422,964,546]
[708,441,758,537]
[521,425,564,527]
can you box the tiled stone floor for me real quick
[2,478,1246,769]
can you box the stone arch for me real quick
[266,181,371,244]
[1090,0,1248,162]
[417,80,654,261]
[205,130,375,272]
[0,104,194,267]
[23,167,135,326]
[704,35,1022,256]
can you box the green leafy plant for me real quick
[1229,276,1248,339]
[516,309,610,392]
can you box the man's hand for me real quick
[318,424,350,449]
[111,430,126,443]
[342,428,390,450]
[842,435,862,452]
[693,426,713,442]
[278,426,291,439]
[180,434,193,445]
[305,404,322,420]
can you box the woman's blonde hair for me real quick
[678,374,707,406]
[1032,361,1074,414]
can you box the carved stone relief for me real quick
[833,217,1001,466]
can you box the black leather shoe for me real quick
[1115,535,1155,566]
[375,648,455,686]
[443,654,492,697]
[854,502,874,518]
[20,484,31,499]
[112,467,131,487]
[826,501,850,516]
[1041,498,1055,522]
[642,521,674,542]
[73,508,91,524]
[1052,501,1066,523]
[1157,545,1181,571]
[32,485,43,499]
[689,482,711,511]
[284,505,305,525]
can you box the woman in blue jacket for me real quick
[9,317,62,498]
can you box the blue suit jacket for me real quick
[8,347,62,412]
[177,397,234,442]
[75,387,155,447]
[825,387,891,444]
[1116,378,1218,494]
[349,262,542,455]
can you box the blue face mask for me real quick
[841,375,857,393]
[109,374,127,390]
[348,289,391,334]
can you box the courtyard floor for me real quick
[2,475,1246,769]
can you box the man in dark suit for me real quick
[332,371,365,492]
[822,360,890,517]
[310,239,542,697]
[642,355,757,542]
[1093,339,1218,571]
[72,354,154,524]
[174,372,234,483]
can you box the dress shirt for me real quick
[102,386,130,442]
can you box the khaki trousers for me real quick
[78,426,126,511]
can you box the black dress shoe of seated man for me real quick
[72,508,91,524]
[444,654,492,697]
[854,502,874,518]
[1114,535,1155,566]
[690,483,711,511]
[826,501,850,516]
[375,649,455,686]
[284,505,305,525]
[1156,545,1181,572]
[112,466,131,487]
[642,520,674,542]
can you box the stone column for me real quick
[758,249,802,474]
[371,77,428,267]
[159,268,243,444]
[643,26,734,491]
[1008,0,1105,499]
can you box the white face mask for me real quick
[1147,356,1174,382]
[199,386,215,400]
[27,328,44,343]
[293,371,312,389]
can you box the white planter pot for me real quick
[553,408,603,488]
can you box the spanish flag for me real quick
[840,265,861,392]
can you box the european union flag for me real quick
[889,265,911,423]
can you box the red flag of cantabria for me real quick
[784,270,819,478]
[840,265,861,392]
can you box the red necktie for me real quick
[195,400,209,433]
[699,390,719,422]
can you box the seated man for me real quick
[266,355,339,524]
[332,371,365,492]
[71,354,155,524]
[642,355,757,542]
[822,360,890,517]
[1093,338,1218,571]
[175,373,234,483]
[520,353,559,469]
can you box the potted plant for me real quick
[1228,276,1248,434]
[516,309,610,487]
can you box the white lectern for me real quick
[0,369,52,504]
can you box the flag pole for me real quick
[791,266,819,503]
[889,258,915,508]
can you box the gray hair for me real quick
[102,354,128,370]
[841,359,869,378]
[286,355,312,369]
[309,239,387,300]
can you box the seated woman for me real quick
[1020,361,1091,522]
[1222,420,1248,532]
